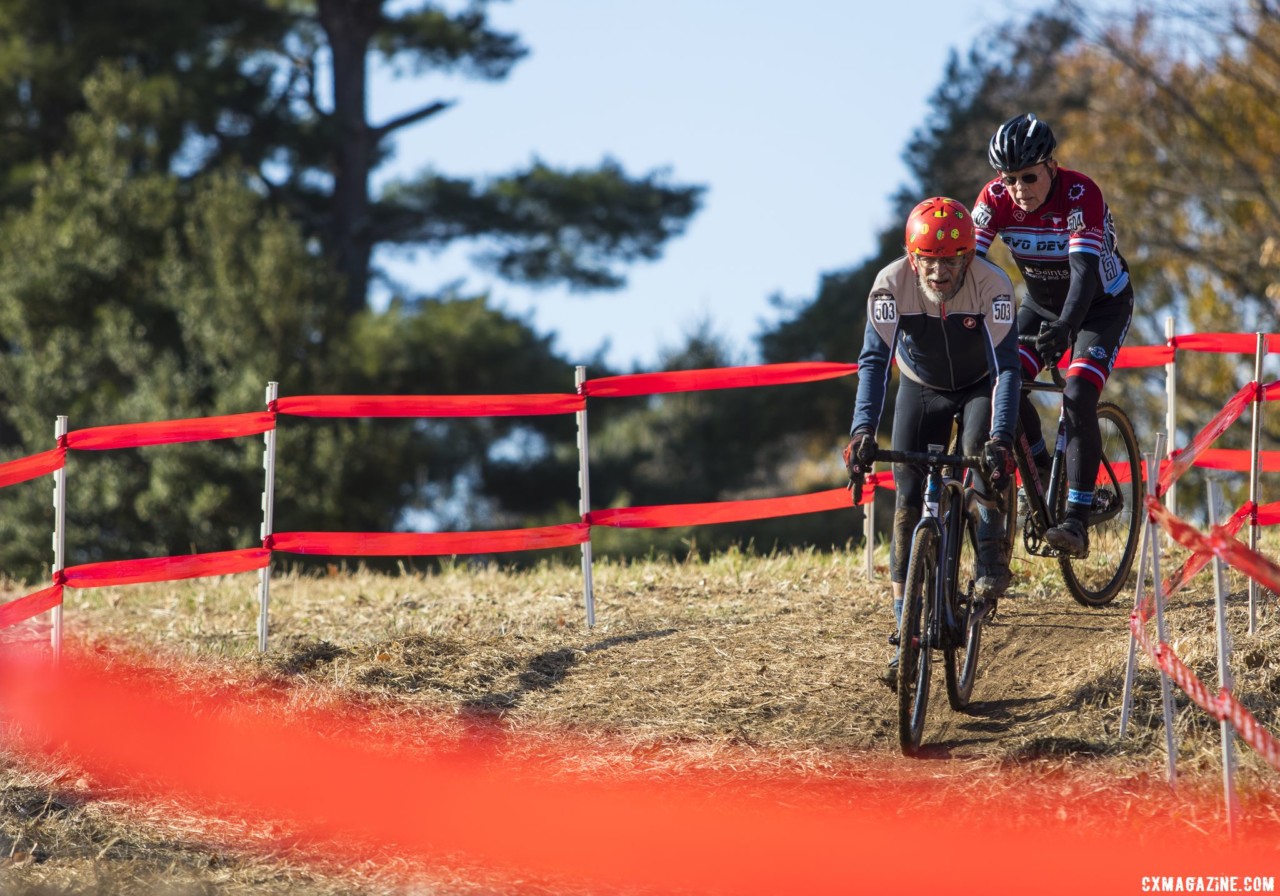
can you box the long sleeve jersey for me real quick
[851,255,1021,443]
[972,167,1129,333]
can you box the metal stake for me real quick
[1164,316,1178,518]
[1147,433,1178,788]
[575,366,595,627]
[864,488,874,580]
[257,382,279,652]
[51,416,68,662]
[1206,476,1239,834]
[1118,452,1154,740]
[1248,333,1265,634]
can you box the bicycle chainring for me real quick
[1022,513,1052,557]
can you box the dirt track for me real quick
[233,550,1274,770]
[884,593,1134,757]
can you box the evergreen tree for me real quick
[0,3,706,577]
[0,68,579,580]
[0,0,704,316]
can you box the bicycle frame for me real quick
[1012,362,1133,553]
[920,460,970,651]
[880,445,990,645]
[878,444,988,753]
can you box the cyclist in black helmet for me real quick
[972,112,1135,558]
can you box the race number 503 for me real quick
[991,298,1014,323]
[872,298,897,323]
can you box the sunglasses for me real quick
[1001,170,1045,186]
[915,255,968,272]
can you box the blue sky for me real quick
[369,1,1029,371]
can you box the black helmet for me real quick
[988,113,1057,171]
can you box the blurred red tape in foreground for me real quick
[2,646,1277,896]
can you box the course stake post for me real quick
[1118,452,1154,740]
[1205,476,1240,835]
[257,382,279,652]
[50,415,68,661]
[576,366,595,627]
[1147,433,1179,789]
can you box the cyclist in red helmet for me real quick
[844,197,1021,688]
[974,112,1135,558]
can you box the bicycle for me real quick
[873,444,994,755]
[1006,336,1144,608]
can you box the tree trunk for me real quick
[318,0,380,316]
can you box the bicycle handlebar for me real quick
[875,448,986,470]
[1017,334,1067,389]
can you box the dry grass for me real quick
[3,542,1280,893]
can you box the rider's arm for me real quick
[1057,171,1113,333]
[1058,249,1101,335]
[988,324,1021,444]
[975,259,1020,443]
[850,284,899,436]
[971,184,1000,260]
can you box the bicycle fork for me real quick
[910,459,966,652]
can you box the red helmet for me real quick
[904,197,976,258]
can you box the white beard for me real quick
[916,266,966,305]
[918,276,946,306]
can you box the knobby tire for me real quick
[1058,402,1143,607]
[898,524,937,755]
[944,505,982,710]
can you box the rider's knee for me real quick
[1062,376,1101,424]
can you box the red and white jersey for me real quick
[972,167,1129,314]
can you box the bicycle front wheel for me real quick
[898,524,937,754]
[945,506,982,709]
[1059,402,1144,607]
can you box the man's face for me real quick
[910,252,972,304]
[998,161,1056,213]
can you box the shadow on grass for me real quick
[461,628,677,715]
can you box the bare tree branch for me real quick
[371,99,455,141]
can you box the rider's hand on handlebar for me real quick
[1035,319,1074,367]
[982,438,1016,490]
[843,432,878,503]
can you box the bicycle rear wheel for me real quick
[945,506,982,709]
[1059,402,1144,607]
[898,524,937,754]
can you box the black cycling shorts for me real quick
[1018,289,1134,390]
[890,375,994,512]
